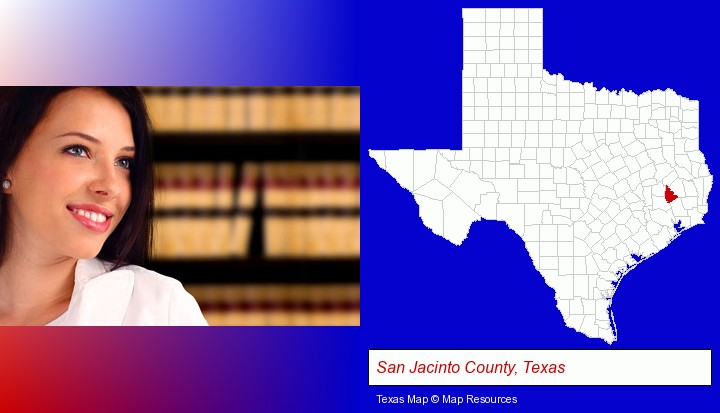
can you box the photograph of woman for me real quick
[0,87,207,326]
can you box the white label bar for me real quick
[369,350,711,386]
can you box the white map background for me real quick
[368,9,712,343]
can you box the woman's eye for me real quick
[64,145,89,157]
[116,158,133,170]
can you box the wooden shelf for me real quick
[146,258,360,284]
[153,132,359,161]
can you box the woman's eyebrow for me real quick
[55,131,135,152]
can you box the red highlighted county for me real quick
[665,185,679,203]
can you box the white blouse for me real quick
[46,258,208,326]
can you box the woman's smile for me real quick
[67,204,114,233]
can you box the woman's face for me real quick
[4,88,135,260]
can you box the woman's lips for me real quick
[67,206,112,233]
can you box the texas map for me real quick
[368,8,712,343]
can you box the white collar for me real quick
[60,258,135,325]
[74,258,116,283]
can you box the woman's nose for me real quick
[88,161,123,198]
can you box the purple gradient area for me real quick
[0,328,363,412]
[0,0,359,85]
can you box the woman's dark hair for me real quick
[0,87,154,269]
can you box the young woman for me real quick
[0,87,207,326]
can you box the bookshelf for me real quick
[148,259,359,284]
[141,87,360,325]
[153,132,359,161]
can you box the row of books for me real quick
[264,216,360,258]
[152,215,359,258]
[141,86,360,132]
[154,162,360,210]
[185,283,360,326]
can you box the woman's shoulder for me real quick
[82,258,208,326]
[80,258,180,292]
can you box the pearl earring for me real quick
[2,179,10,189]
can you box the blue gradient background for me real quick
[0,0,717,412]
